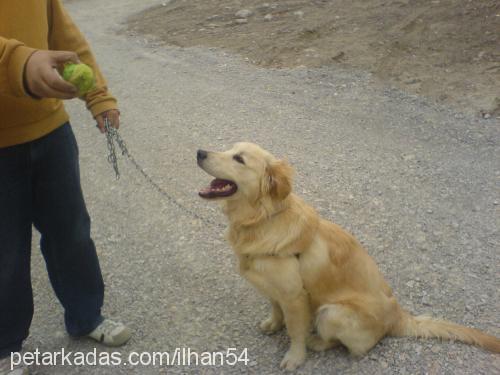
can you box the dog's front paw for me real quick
[259,317,283,335]
[280,348,306,371]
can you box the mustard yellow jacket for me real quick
[0,0,117,147]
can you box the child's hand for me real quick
[95,109,120,134]
[24,50,80,99]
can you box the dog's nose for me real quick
[197,149,208,161]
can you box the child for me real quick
[1,1,131,373]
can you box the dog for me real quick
[197,142,500,370]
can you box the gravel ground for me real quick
[24,0,499,374]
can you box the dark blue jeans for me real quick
[0,123,104,359]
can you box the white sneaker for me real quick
[0,356,29,375]
[87,319,132,347]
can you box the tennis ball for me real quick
[62,62,95,96]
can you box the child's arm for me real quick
[0,37,35,97]
[47,0,118,120]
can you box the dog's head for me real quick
[197,142,293,204]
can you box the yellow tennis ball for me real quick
[62,63,96,96]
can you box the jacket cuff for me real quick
[8,45,37,97]
[87,98,118,118]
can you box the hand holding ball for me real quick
[62,63,95,96]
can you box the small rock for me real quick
[235,9,253,18]
[493,200,499,205]
[402,154,416,161]
[422,295,431,306]
[426,209,433,214]
[431,345,440,353]
[264,14,273,21]
[55,330,65,339]
[206,14,222,21]
[293,10,304,17]
[235,18,248,24]
[406,280,416,288]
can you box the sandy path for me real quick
[24,0,499,374]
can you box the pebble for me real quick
[206,14,222,21]
[293,10,304,17]
[264,14,273,21]
[415,232,427,243]
[235,9,253,18]
[379,360,389,369]
[235,18,248,24]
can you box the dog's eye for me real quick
[233,154,245,164]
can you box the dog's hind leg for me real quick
[316,303,385,356]
[260,299,284,334]
[306,334,340,352]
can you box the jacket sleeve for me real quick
[47,0,118,117]
[0,37,37,97]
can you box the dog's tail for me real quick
[389,309,500,353]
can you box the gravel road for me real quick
[24,0,499,374]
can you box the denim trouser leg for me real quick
[0,123,104,359]
[0,142,33,358]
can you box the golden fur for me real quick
[197,142,500,371]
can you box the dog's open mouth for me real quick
[199,178,238,199]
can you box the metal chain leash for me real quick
[103,118,224,229]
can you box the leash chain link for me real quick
[103,118,224,229]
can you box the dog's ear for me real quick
[264,160,294,200]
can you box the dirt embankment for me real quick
[127,0,500,117]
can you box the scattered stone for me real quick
[235,9,253,18]
[206,14,223,21]
[422,295,431,306]
[406,280,416,288]
[415,232,426,244]
[293,10,304,17]
[402,153,416,161]
[264,14,273,21]
[379,360,389,369]
[331,51,345,61]
[235,18,248,24]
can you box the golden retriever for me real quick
[197,142,500,371]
